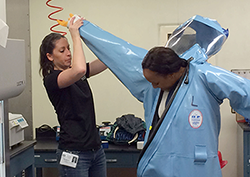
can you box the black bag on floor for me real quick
[106,114,146,145]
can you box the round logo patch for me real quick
[188,109,203,129]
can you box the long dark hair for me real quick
[142,47,187,75]
[39,33,65,78]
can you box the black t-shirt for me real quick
[44,69,101,151]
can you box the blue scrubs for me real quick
[79,15,250,177]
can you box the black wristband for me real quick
[86,63,90,78]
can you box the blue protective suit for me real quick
[78,15,250,177]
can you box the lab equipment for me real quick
[9,113,28,147]
[99,121,112,141]
[46,0,66,35]
[0,39,26,100]
[56,126,60,141]
[0,38,25,177]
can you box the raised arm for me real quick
[57,17,86,88]
[89,59,107,77]
[200,63,250,117]
[79,20,150,102]
[57,15,150,101]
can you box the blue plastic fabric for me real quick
[79,15,250,177]
[79,22,149,102]
[194,145,207,165]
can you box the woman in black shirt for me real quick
[39,16,107,177]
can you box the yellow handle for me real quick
[57,13,74,27]
[57,19,68,27]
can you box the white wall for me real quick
[30,1,250,176]
[0,0,5,22]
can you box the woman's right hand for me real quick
[68,16,84,39]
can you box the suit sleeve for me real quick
[78,20,150,102]
[200,63,250,118]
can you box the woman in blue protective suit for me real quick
[58,14,250,177]
[141,47,188,135]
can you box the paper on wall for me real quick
[0,19,8,48]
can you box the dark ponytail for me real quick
[39,33,65,78]
[142,47,187,75]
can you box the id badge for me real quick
[60,151,79,168]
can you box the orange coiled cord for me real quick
[46,0,67,35]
